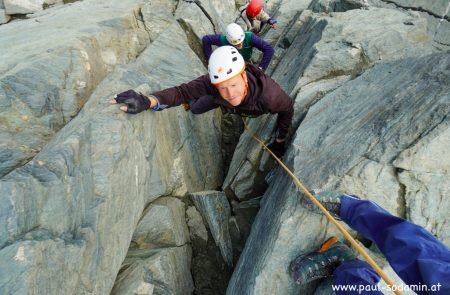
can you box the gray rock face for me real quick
[309,0,369,12]
[112,197,193,295]
[131,197,189,249]
[112,245,193,295]
[293,52,449,191]
[369,0,450,47]
[4,0,44,14]
[381,0,450,18]
[3,0,64,14]
[0,0,225,294]
[0,0,152,177]
[394,123,450,245]
[275,7,434,95]
[0,9,9,24]
[0,238,86,294]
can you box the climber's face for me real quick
[234,42,243,49]
[216,72,248,106]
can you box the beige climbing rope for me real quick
[241,118,402,295]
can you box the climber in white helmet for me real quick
[202,23,274,71]
[226,23,245,47]
[112,46,293,158]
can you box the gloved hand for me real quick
[267,139,286,158]
[114,90,150,114]
[267,18,277,29]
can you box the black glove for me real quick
[267,19,277,26]
[114,90,150,114]
[267,140,286,158]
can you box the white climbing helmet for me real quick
[225,23,245,45]
[208,46,246,85]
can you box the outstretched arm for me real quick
[250,33,274,70]
[151,75,217,108]
[112,75,218,113]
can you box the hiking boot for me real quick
[301,191,360,220]
[290,237,357,285]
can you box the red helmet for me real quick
[246,0,263,18]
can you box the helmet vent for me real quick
[208,45,245,84]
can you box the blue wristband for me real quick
[149,95,160,110]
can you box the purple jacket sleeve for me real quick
[202,34,223,61]
[250,33,274,70]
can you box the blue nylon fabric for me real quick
[337,196,450,294]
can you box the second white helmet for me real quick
[225,23,245,45]
[208,46,246,85]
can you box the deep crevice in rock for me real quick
[135,7,152,40]
[183,194,232,295]
[220,113,244,178]
[177,18,208,68]
[182,0,217,33]
[393,167,407,218]
[275,18,328,95]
